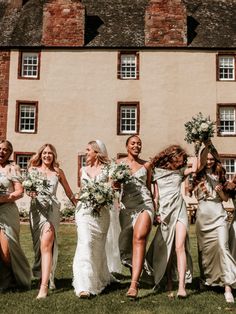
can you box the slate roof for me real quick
[0,0,236,48]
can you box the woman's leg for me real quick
[127,211,152,297]
[175,221,187,296]
[0,229,11,266]
[37,223,55,299]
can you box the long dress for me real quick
[0,164,31,290]
[72,167,114,296]
[119,166,154,268]
[29,173,60,286]
[142,168,193,286]
[195,172,236,288]
[229,200,236,261]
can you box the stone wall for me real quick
[0,50,10,140]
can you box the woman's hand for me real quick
[215,184,223,193]
[215,184,228,202]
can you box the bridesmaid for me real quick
[143,145,197,298]
[117,135,154,298]
[0,140,31,291]
[27,144,77,299]
[193,141,236,303]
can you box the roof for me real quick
[0,0,236,48]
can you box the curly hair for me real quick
[28,143,59,169]
[151,145,188,170]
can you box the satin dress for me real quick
[119,166,154,268]
[29,173,60,287]
[229,200,236,261]
[195,172,236,288]
[0,164,31,290]
[142,168,193,286]
[72,167,114,296]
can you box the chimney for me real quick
[7,0,22,9]
[42,0,85,47]
[145,0,187,47]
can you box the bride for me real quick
[72,140,115,298]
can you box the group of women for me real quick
[0,136,235,303]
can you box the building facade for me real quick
[0,0,236,208]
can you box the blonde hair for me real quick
[28,143,59,169]
[88,141,109,164]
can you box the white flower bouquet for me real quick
[20,168,51,196]
[0,175,9,195]
[184,112,215,155]
[108,161,132,184]
[79,179,115,216]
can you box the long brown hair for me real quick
[151,145,188,170]
[28,143,59,169]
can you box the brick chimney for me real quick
[42,0,85,47]
[0,51,10,140]
[145,0,187,47]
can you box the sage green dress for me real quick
[119,166,154,268]
[142,168,193,286]
[230,200,236,261]
[0,164,31,290]
[29,173,60,287]
[195,172,236,288]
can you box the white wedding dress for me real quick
[72,167,114,296]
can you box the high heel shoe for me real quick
[126,281,139,299]
[36,284,48,299]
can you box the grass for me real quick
[0,224,235,314]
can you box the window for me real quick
[78,154,86,186]
[117,102,140,135]
[217,104,236,136]
[18,51,40,79]
[15,101,38,133]
[221,156,236,180]
[217,55,235,81]
[14,152,34,170]
[118,52,139,79]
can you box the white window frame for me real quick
[120,54,137,79]
[19,104,36,133]
[219,106,236,135]
[219,55,235,81]
[120,105,137,134]
[221,158,236,180]
[21,52,39,78]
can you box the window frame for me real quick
[18,50,41,80]
[78,153,86,187]
[220,154,236,180]
[216,103,236,137]
[117,102,140,136]
[14,152,35,171]
[15,100,38,134]
[216,53,236,81]
[117,51,140,80]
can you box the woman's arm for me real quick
[184,156,198,176]
[0,181,23,203]
[215,184,229,202]
[59,168,77,206]
[145,162,153,192]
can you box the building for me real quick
[0,0,236,208]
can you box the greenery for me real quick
[0,225,235,314]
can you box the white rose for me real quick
[200,122,209,132]
[81,191,90,199]
[192,128,198,134]
[95,193,105,204]
[22,180,33,188]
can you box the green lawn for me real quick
[0,224,235,314]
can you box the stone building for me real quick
[0,0,236,208]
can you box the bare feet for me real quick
[126,281,139,299]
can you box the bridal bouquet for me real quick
[0,175,9,195]
[184,112,215,155]
[20,168,51,196]
[108,161,132,184]
[79,179,115,216]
